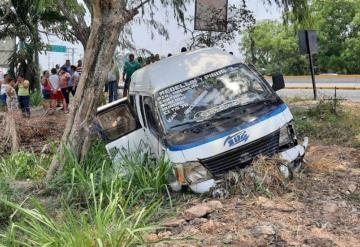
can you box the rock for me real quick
[223,233,233,244]
[146,233,159,242]
[206,200,223,211]
[184,200,223,221]
[322,202,338,213]
[157,231,172,239]
[163,218,186,228]
[251,224,276,237]
[348,184,357,193]
[200,219,216,233]
[184,204,211,220]
[189,217,208,225]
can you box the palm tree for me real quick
[0,0,75,91]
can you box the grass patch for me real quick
[0,141,174,246]
[0,151,50,180]
[30,90,42,107]
[291,100,360,148]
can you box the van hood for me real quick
[166,103,293,163]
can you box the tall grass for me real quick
[0,151,50,180]
[0,141,173,246]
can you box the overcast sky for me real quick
[39,0,281,70]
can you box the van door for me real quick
[141,96,165,158]
[96,98,148,163]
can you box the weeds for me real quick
[223,156,290,198]
[0,151,50,180]
[292,101,360,147]
[0,141,173,245]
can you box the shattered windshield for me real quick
[155,64,272,131]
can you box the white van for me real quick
[96,48,308,193]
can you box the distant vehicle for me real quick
[96,48,309,193]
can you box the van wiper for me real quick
[170,121,201,129]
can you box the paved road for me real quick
[278,89,360,101]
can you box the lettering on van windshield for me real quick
[156,69,228,123]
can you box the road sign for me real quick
[194,0,228,32]
[298,30,318,100]
[47,45,67,53]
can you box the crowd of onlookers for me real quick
[0,46,215,118]
[41,59,82,115]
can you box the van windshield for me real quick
[155,64,272,131]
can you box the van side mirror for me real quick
[272,73,285,91]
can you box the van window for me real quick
[155,63,272,130]
[143,97,159,134]
[96,104,137,141]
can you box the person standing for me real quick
[122,54,141,97]
[41,70,55,114]
[0,74,6,107]
[63,60,72,74]
[5,78,17,112]
[49,68,64,112]
[107,61,119,102]
[76,60,83,75]
[59,68,70,113]
[16,75,31,118]
[69,65,80,96]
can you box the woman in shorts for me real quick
[49,68,66,113]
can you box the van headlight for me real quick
[176,162,212,184]
[279,123,296,147]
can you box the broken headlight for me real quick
[182,162,212,184]
[279,123,297,148]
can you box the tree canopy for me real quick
[241,0,360,75]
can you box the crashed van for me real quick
[96,48,308,193]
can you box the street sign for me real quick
[194,0,228,32]
[298,30,318,100]
[47,45,67,53]
[298,30,318,54]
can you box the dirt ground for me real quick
[152,145,360,247]
[17,107,67,152]
[0,107,67,154]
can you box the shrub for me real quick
[30,90,42,107]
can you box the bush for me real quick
[30,90,42,107]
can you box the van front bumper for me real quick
[279,137,309,171]
[171,137,309,193]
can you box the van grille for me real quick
[199,131,280,176]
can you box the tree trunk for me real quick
[45,3,134,182]
[4,113,19,153]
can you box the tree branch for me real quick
[57,0,90,48]
[132,0,151,11]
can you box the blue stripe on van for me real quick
[167,104,288,151]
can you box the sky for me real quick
[39,0,282,70]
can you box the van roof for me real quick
[130,48,241,95]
